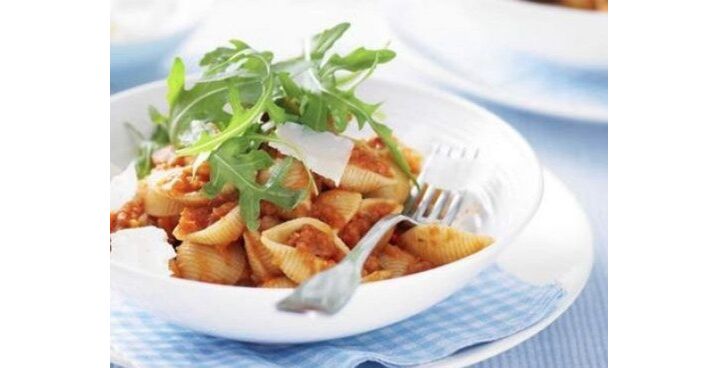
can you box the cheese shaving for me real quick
[269,122,353,185]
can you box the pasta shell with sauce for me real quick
[339,198,403,249]
[172,204,245,245]
[243,230,283,283]
[143,167,233,216]
[399,224,494,265]
[258,158,314,220]
[260,217,350,283]
[338,145,396,193]
[366,164,411,204]
[143,173,184,217]
[310,189,363,229]
[338,164,396,193]
[259,276,297,288]
[373,140,424,177]
[379,244,428,277]
[279,196,312,220]
[361,270,394,283]
[172,241,249,285]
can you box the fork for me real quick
[276,145,474,314]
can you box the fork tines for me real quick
[405,183,464,225]
[403,144,476,225]
[431,144,481,160]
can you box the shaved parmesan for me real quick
[110,227,176,276]
[110,162,138,212]
[269,122,353,185]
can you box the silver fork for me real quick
[276,145,474,314]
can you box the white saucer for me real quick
[387,37,607,124]
[383,2,608,124]
[418,169,594,367]
[111,169,593,367]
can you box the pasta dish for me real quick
[110,23,494,288]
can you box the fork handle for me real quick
[343,214,410,268]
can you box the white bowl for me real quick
[110,78,543,343]
[387,0,608,69]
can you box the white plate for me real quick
[111,169,593,367]
[419,169,593,367]
[384,0,608,123]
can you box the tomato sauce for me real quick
[339,202,398,247]
[287,225,341,261]
[110,198,148,232]
[349,146,393,177]
[177,201,236,234]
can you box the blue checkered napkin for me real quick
[111,265,565,368]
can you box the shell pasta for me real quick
[110,137,495,288]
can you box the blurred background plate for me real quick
[385,0,608,123]
[110,0,214,91]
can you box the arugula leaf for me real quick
[200,40,250,76]
[148,106,168,125]
[265,99,287,124]
[324,88,415,182]
[166,79,236,145]
[272,57,312,77]
[368,120,414,184]
[299,93,329,131]
[204,138,305,230]
[166,58,185,108]
[166,46,274,145]
[134,141,159,179]
[326,47,396,73]
[310,22,350,60]
[125,122,168,179]
[175,76,272,155]
[277,72,303,98]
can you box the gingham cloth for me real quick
[111,265,565,368]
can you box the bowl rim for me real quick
[110,76,544,295]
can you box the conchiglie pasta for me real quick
[258,158,313,220]
[400,145,423,176]
[257,158,312,190]
[172,203,245,245]
[279,196,312,220]
[310,189,362,229]
[280,158,313,191]
[261,218,349,283]
[143,172,184,217]
[263,240,334,284]
[368,137,423,176]
[172,241,249,285]
[366,164,411,204]
[143,167,233,216]
[339,145,396,193]
[362,270,394,283]
[243,230,283,283]
[339,198,403,248]
[260,276,298,288]
[399,224,494,265]
[379,244,433,277]
[338,165,395,193]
